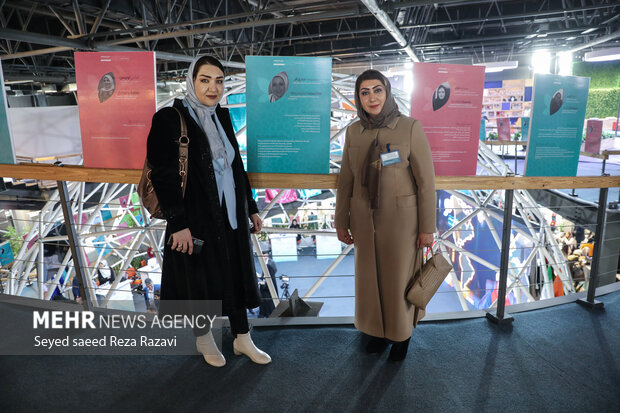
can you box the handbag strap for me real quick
[422,245,436,266]
[172,107,189,197]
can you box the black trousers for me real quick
[192,308,249,337]
[193,197,250,337]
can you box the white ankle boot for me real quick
[196,330,226,367]
[233,332,271,364]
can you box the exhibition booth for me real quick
[0,52,618,324]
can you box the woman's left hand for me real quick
[417,232,434,249]
[250,213,262,233]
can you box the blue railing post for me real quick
[577,174,609,309]
[486,187,515,324]
[57,180,93,310]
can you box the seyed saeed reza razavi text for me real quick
[31,311,218,350]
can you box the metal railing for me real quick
[1,163,618,326]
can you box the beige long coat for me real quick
[335,115,436,342]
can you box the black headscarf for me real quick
[354,69,400,130]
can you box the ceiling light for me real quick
[61,83,77,92]
[558,51,573,75]
[474,61,518,73]
[532,50,551,74]
[584,47,620,62]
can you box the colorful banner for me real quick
[246,56,332,174]
[0,63,15,164]
[75,52,156,169]
[497,117,511,141]
[264,189,298,204]
[524,74,590,177]
[521,117,530,141]
[479,118,486,141]
[269,234,298,262]
[9,107,82,162]
[411,63,485,176]
[584,119,603,154]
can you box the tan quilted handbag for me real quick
[407,250,452,310]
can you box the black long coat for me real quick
[146,99,261,314]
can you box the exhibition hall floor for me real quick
[0,291,618,412]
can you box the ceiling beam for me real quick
[399,4,617,30]
[84,1,361,40]
[569,28,620,52]
[0,27,244,68]
[360,0,419,62]
[95,8,361,47]
[89,0,112,35]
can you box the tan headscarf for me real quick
[355,70,400,209]
[354,69,400,130]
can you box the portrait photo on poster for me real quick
[98,72,116,103]
[550,88,563,115]
[432,81,450,111]
[268,71,288,102]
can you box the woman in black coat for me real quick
[147,55,270,367]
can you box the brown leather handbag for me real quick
[137,107,189,219]
[407,249,452,310]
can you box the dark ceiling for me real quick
[0,0,619,85]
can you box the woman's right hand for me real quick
[170,228,193,255]
[337,228,353,245]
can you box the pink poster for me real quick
[584,119,603,154]
[411,63,485,176]
[264,189,298,204]
[497,118,511,141]
[75,52,156,169]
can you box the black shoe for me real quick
[366,337,388,354]
[389,337,411,361]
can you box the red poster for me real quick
[75,52,156,169]
[411,63,485,176]
[497,118,511,141]
[584,119,603,154]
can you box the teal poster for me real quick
[0,63,15,164]
[479,118,486,141]
[521,117,530,141]
[524,74,589,177]
[246,56,332,173]
[0,241,14,266]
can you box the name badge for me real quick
[380,150,401,166]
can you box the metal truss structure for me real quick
[450,142,575,305]
[0,0,619,87]
[1,72,576,315]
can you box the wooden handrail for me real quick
[481,140,527,146]
[0,163,618,190]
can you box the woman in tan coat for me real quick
[335,70,436,361]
